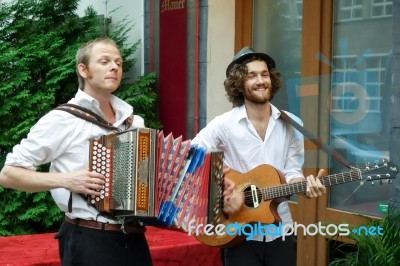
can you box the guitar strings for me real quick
[240,170,358,201]
[240,166,385,201]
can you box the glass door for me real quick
[329,0,394,217]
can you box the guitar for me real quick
[195,161,398,248]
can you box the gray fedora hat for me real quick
[226,46,276,76]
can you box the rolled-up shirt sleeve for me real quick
[5,110,80,170]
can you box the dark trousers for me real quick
[222,236,297,266]
[56,221,152,266]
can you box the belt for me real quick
[64,215,145,234]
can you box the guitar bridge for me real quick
[250,185,259,208]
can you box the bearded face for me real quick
[241,60,272,104]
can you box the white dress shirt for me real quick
[5,89,145,223]
[191,103,305,241]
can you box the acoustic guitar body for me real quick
[195,164,288,247]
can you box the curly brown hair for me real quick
[224,56,282,106]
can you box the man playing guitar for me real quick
[191,47,326,266]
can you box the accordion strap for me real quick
[54,103,123,131]
[279,110,352,169]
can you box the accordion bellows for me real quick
[88,128,224,230]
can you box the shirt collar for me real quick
[270,103,281,121]
[235,105,248,122]
[235,102,281,122]
[72,89,133,127]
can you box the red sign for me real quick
[159,0,187,138]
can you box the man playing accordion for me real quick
[0,38,152,266]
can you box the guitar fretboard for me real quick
[262,168,362,200]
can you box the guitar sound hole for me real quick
[243,186,262,208]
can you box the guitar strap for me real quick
[279,110,352,169]
[54,103,132,215]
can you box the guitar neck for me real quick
[263,168,362,200]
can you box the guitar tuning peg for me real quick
[388,179,393,184]
[380,180,383,185]
[371,181,375,186]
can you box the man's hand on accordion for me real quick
[223,170,244,214]
[64,169,105,196]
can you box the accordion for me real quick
[88,128,224,230]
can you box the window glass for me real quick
[253,0,396,217]
[329,0,393,217]
[338,0,363,21]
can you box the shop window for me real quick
[329,0,393,217]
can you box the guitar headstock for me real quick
[361,161,399,185]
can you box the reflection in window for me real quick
[338,0,363,21]
[371,0,393,17]
[275,0,303,30]
[294,0,303,29]
[331,53,389,114]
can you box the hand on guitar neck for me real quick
[222,168,327,215]
[290,169,326,199]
